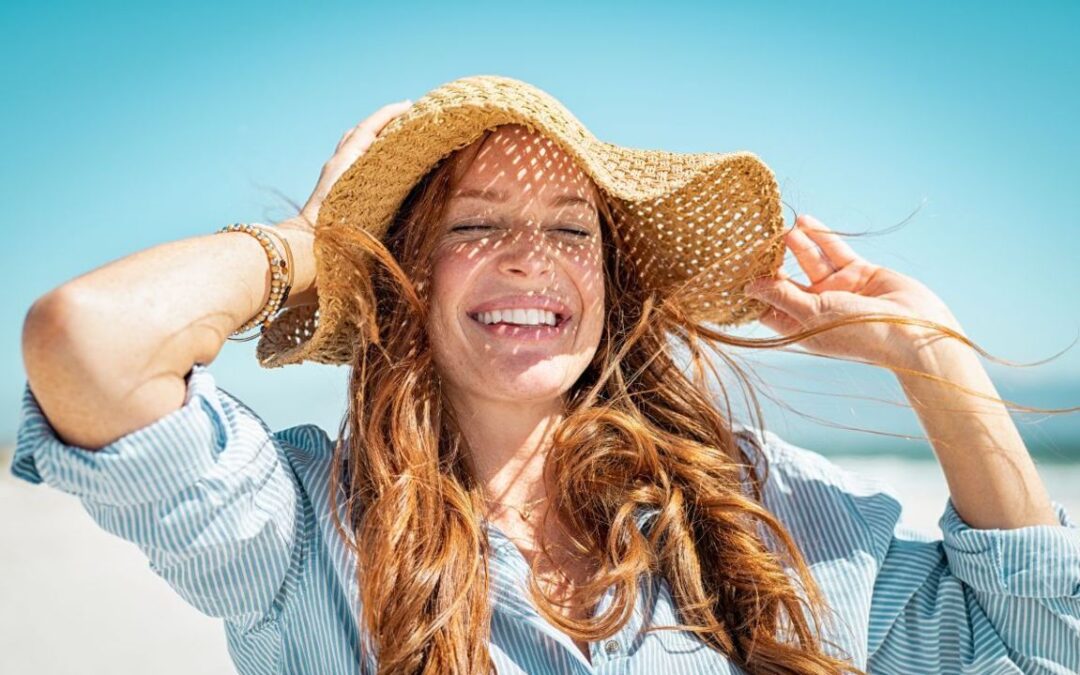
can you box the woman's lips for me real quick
[466,312,573,341]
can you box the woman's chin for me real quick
[476,371,575,402]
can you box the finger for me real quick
[335,128,355,151]
[784,225,836,286]
[340,103,412,153]
[777,265,812,293]
[745,277,818,323]
[336,100,412,152]
[796,214,862,270]
[356,99,413,137]
[757,305,803,336]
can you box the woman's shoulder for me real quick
[205,374,344,509]
[730,422,903,557]
[271,423,337,458]
[190,365,338,456]
[178,364,341,489]
[731,422,897,500]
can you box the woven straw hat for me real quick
[255,74,786,369]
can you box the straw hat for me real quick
[255,74,786,368]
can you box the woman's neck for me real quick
[449,390,565,506]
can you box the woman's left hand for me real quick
[743,214,966,372]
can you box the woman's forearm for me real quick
[21,218,315,450]
[893,341,1058,530]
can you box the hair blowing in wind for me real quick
[301,124,1062,675]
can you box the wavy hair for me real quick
[300,125,1035,674]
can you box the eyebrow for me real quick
[451,187,598,214]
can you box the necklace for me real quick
[486,495,547,522]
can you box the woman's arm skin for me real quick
[21,223,316,451]
[892,339,1058,529]
[20,99,412,452]
[744,213,1058,531]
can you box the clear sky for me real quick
[3,1,1077,458]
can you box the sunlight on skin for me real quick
[424,124,606,516]
[746,214,1059,529]
[423,126,612,647]
[746,213,963,368]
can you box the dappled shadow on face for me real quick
[434,124,607,359]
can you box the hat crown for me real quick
[255,75,785,369]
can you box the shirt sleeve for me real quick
[864,491,1080,673]
[11,363,305,626]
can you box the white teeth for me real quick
[476,309,558,326]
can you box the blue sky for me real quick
[3,1,1077,458]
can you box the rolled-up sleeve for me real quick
[11,363,304,624]
[867,494,1080,673]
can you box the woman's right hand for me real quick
[273,99,413,307]
[294,99,413,230]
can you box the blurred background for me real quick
[2,1,1077,673]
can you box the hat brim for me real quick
[256,75,786,368]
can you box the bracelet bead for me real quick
[215,222,295,342]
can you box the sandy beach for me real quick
[2,448,1077,674]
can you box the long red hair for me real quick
[301,125,1026,674]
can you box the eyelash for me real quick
[451,223,592,238]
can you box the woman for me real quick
[15,76,1080,675]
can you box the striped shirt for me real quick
[12,363,1080,674]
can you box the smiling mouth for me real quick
[466,312,571,328]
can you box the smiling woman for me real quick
[426,127,614,662]
[428,126,606,409]
[320,118,879,673]
[13,74,1080,675]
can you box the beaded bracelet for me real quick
[216,223,294,342]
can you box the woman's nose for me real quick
[497,228,555,277]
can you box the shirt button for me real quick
[604,639,621,656]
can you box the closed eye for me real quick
[451,224,495,232]
[451,223,592,237]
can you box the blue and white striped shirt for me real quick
[12,363,1080,673]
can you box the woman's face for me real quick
[426,125,605,408]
